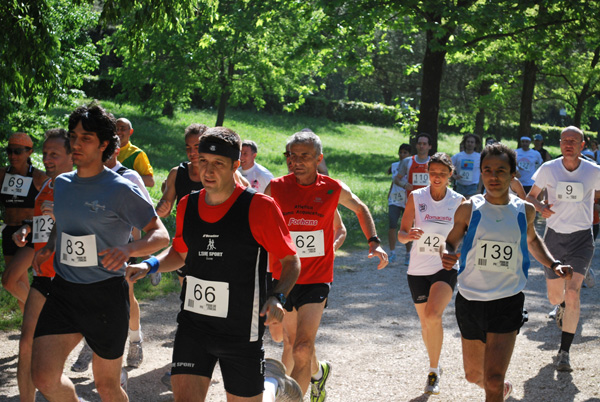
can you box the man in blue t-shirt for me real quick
[31,104,169,402]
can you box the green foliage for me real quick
[108,0,326,125]
[0,0,100,141]
[296,96,418,134]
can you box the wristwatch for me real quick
[550,260,561,270]
[271,292,287,305]
[368,235,381,244]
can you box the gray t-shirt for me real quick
[53,168,157,283]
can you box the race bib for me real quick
[184,276,229,318]
[60,233,98,267]
[556,181,583,202]
[33,215,54,243]
[460,170,472,181]
[1,174,33,196]
[475,240,517,273]
[390,190,406,204]
[290,230,325,258]
[412,172,430,186]
[517,161,530,171]
[416,233,445,255]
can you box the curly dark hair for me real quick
[68,103,118,162]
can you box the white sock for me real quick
[129,329,142,343]
[429,367,440,376]
[264,377,278,397]
[312,363,323,381]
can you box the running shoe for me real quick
[310,361,332,402]
[126,340,143,368]
[503,380,513,400]
[556,350,573,372]
[161,371,172,391]
[149,272,162,286]
[424,371,440,395]
[548,305,558,319]
[71,342,93,372]
[120,368,128,393]
[584,268,595,288]
[555,304,565,330]
[265,358,302,402]
[388,252,397,264]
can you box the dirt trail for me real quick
[1,223,600,401]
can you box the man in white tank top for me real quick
[441,143,572,402]
[526,126,600,372]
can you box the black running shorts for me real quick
[455,291,526,343]
[171,324,265,398]
[273,281,330,312]
[407,269,457,304]
[30,276,52,297]
[34,275,130,359]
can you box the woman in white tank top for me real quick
[397,152,465,395]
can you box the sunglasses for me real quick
[6,147,31,155]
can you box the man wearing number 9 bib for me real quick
[526,126,600,373]
[31,104,170,402]
[441,143,573,402]
[127,127,302,402]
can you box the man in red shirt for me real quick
[266,130,388,401]
[127,127,302,402]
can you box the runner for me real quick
[515,136,543,194]
[387,143,412,264]
[0,132,47,312]
[397,152,465,395]
[116,117,155,187]
[12,129,73,402]
[266,130,387,401]
[239,140,274,193]
[451,134,481,198]
[126,126,303,402]
[71,144,154,372]
[393,133,433,265]
[441,142,572,401]
[526,125,600,372]
[30,104,169,402]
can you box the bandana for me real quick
[198,140,240,161]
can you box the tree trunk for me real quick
[573,46,600,128]
[215,60,235,127]
[518,60,537,139]
[416,29,449,153]
[474,80,492,137]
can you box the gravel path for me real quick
[1,220,599,401]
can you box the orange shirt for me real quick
[33,180,55,277]
[407,155,430,197]
[269,173,342,284]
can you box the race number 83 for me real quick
[60,233,98,267]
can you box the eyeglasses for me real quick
[5,147,31,155]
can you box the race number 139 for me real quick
[475,240,517,273]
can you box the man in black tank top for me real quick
[127,127,302,401]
